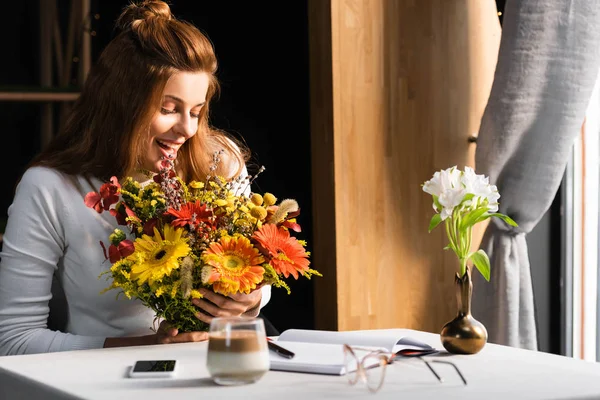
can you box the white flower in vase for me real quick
[422,166,517,281]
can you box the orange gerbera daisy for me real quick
[201,236,265,295]
[165,200,214,229]
[253,224,310,279]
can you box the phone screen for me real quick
[132,360,176,373]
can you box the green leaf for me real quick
[428,213,443,232]
[489,213,518,227]
[460,207,489,230]
[462,193,475,202]
[470,249,491,281]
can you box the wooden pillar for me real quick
[309,0,501,332]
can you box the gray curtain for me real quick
[473,0,600,349]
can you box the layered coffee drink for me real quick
[206,318,270,385]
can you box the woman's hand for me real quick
[103,320,208,348]
[192,287,263,324]
[153,320,209,344]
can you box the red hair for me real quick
[29,0,248,181]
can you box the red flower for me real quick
[252,223,310,279]
[100,240,135,263]
[165,201,214,228]
[84,176,120,213]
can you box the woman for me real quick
[0,0,269,355]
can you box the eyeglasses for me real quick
[342,344,467,393]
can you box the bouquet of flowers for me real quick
[422,166,517,280]
[85,153,320,332]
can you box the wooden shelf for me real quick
[0,91,79,102]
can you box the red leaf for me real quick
[109,176,121,189]
[111,203,139,226]
[110,204,127,226]
[143,219,158,236]
[287,208,301,219]
[108,245,121,263]
[99,181,120,210]
[283,221,302,232]
[124,204,137,218]
[99,241,109,260]
[118,240,135,258]
[84,192,103,213]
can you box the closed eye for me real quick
[161,107,201,119]
[161,107,177,115]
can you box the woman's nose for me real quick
[177,114,197,139]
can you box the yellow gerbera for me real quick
[201,235,265,295]
[129,224,190,286]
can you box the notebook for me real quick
[268,328,436,375]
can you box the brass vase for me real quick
[440,267,487,354]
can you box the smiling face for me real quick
[142,71,210,173]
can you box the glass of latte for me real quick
[207,317,270,385]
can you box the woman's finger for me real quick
[158,331,208,344]
[174,331,209,342]
[194,298,244,317]
[195,310,213,324]
[158,321,178,337]
[198,289,229,308]
[228,289,261,305]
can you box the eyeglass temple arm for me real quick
[428,359,468,386]
[420,358,443,382]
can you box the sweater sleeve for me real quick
[238,164,272,310]
[0,168,106,355]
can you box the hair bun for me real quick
[116,0,173,31]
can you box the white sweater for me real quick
[0,167,270,355]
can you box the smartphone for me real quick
[129,360,178,378]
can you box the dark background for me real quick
[0,0,314,333]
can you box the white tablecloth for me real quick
[1,329,600,400]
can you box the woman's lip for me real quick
[156,141,178,159]
[158,146,174,159]
[157,138,184,146]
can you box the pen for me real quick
[267,338,295,359]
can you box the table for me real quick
[1,329,600,400]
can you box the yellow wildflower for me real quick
[263,193,277,207]
[251,193,263,206]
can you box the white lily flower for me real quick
[438,187,466,220]
[424,166,503,219]
[485,184,500,212]
[461,166,500,212]
[423,166,462,197]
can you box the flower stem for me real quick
[466,226,472,256]
[460,257,468,277]
[445,219,457,252]
[447,207,474,277]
